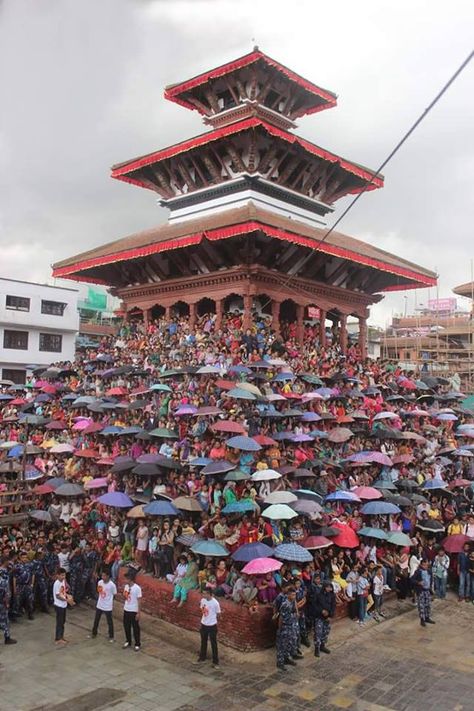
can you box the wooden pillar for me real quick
[242,294,252,331]
[143,308,150,328]
[165,305,171,321]
[215,298,223,331]
[319,309,326,348]
[359,316,368,360]
[189,302,197,330]
[340,314,348,354]
[296,304,304,345]
[271,300,281,335]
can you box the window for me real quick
[39,333,62,353]
[41,300,66,316]
[6,294,30,312]
[1,368,26,385]
[3,329,29,350]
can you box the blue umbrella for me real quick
[228,365,252,374]
[227,388,257,400]
[100,425,124,435]
[8,445,24,458]
[143,500,179,516]
[226,435,262,452]
[358,527,388,540]
[202,461,236,475]
[301,412,322,422]
[98,492,134,508]
[422,478,448,490]
[325,490,361,502]
[232,542,274,562]
[272,431,294,441]
[48,477,66,489]
[274,542,313,563]
[221,500,256,514]
[189,457,213,467]
[272,373,296,381]
[119,426,144,436]
[310,430,329,438]
[191,540,229,557]
[361,501,401,515]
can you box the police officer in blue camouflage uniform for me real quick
[0,555,17,645]
[313,580,336,657]
[275,586,302,671]
[82,543,99,600]
[294,576,310,647]
[44,544,60,605]
[33,548,49,612]
[69,547,85,604]
[13,551,35,620]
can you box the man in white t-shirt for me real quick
[53,568,68,646]
[91,570,117,642]
[194,587,221,669]
[122,569,142,651]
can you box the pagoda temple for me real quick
[52,49,436,356]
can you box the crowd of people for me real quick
[1,309,474,668]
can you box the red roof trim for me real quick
[51,220,435,289]
[111,118,383,189]
[164,51,337,115]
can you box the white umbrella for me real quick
[251,469,282,482]
[238,382,263,397]
[264,491,298,505]
[263,503,298,520]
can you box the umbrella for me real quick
[386,494,412,507]
[175,534,202,547]
[127,505,145,519]
[188,457,213,467]
[225,435,261,452]
[111,459,136,473]
[386,532,413,547]
[191,540,229,557]
[143,500,179,516]
[194,406,223,416]
[202,461,236,475]
[221,500,256,514]
[314,526,340,537]
[211,420,246,434]
[292,468,316,479]
[98,492,134,508]
[100,425,124,436]
[55,483,85,497]
[264,491,298,505]
[331,523,359,548]
[33,483,54,495]
[251,469,281,482]
[373,479,397,490]
[325,491,361,503]
[132,463,160,477]
[173,496,204,512]
[262,504,297,520]
[327,428,353,443]
[395,478,419,490]
[150,383,173,392]
[82,422,104,434]
[274,542,313,563]
[253,434,278,446]
[291,499,323,516]
[47,477,66,489]
[84,477,108,490]
[175,405,198,416]
[294,489,323,502]
[422,478,448,491]
[224,469,249,482]
[149,428,178,438]
[29,510,53,522]
[242,557,282,575]
[373,412,399,421]
[358,527,387,540]
[416,520,445,533]
[232,542,274,562]
[302,535,332,550]
[7,445,24,458]
[441,534,472,553]
[196,365,225,375]
[45,420,67,431]
[353,486,383,500]
[361,501,401,515]
[227,388,257,400]
[450,478,472,488]
[238,382,263,397]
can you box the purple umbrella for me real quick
[289,434,314,442]
[98,492,134,508]
[175,405,198,416]
[301,412,322,422]
[136,454,163,464]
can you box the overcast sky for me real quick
[0,0,473,326]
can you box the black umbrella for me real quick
[202,461,236,475]
[111,459,135,474]
[314,526,339,537]
[395,479,419,490]
[132,463,161,477]
[416,520,445,533]
[385,494,412,507]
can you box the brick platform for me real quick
[118,570,358,652]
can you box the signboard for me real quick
[87,287,107,311]
[428,298,457,313]
[307,306,320,319]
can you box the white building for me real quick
[0,278,79,383]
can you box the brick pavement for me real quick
[0,598,473,711]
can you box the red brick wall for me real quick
[118,570,276,652]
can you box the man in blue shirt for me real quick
[457,543,471,601]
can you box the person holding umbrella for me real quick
[313,580,336,657]
[412,559,435,627]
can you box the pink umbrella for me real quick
[353,486,383,501]
[50,443,75,453]
[84,477,108,490]
[242,557,282,575]
[362,452,393,467]
[33,380,49,388]
[83,422,104,434]
[73,419,92,431]
[96,457,115,466]
[45,421,67,431]
[175,405,198,416]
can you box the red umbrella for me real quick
[337,415,355,424]
[331,522,360,549]
[83,422,104,434]
[45,421,67,431]
[41,384,58,394]
[353,486,383,500]
[449,479,472,488]
[33,483,54,495]
[106,387,128,396]
[10,398,27,406]
[284,392,302,400]
[327,427,354,443]
[303,535,332,550]
[74,448,100,458]
[441,534,472,553]
[211,420,246,434]
[253,434,278,446]
[215,379,237,390]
